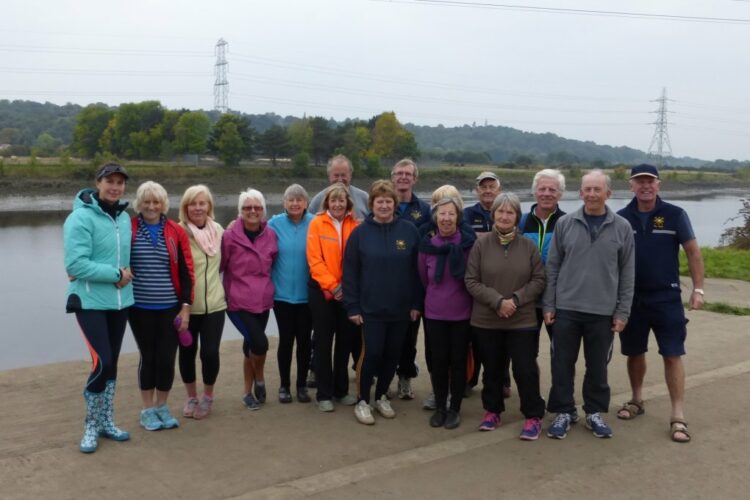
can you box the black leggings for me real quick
[226,310,270,357]
[358,318,409,403]
[178,311,226,386]
[274,301,312,389]
[425,318,470,412]
[75,309,129,393]
[129,306,180,392]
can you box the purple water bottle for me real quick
[174,317,193,347]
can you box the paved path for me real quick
[2,278,750,499]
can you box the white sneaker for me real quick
[374,395,396,419]
[398,377,414,400]
[354,400,375,425]
[422,392,436,410]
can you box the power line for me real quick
[648,88,673,166]
[387,0,750,24]
[214,39,229,113]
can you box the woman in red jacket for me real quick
[129,181,195,432]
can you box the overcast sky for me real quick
[2,0,749,161]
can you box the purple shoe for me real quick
[478,411,501,431]
[520,417,542,441]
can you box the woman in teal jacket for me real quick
[63,163,134,453]
[268,184,314,403]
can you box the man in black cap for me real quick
[616,164,704,443]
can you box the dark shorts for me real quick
[620,297,688,357]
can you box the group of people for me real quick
[63,155,703,454]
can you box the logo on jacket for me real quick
[410,210,423,221]
[653,216,665,229]
[396,239,406,250]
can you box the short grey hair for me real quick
[431,196,463,226]
[582,169,612,190]
[283,183,309,202]
[490,192,522,226]
[135,181,169,215]
[532,168,566,193]
[326,154,352,175]
[392,158,418,178]
[237,188,266,218]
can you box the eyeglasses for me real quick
[242,205,263,212]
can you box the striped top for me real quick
[131,217,178,308]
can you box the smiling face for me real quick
[493,203,518,233]
[476,178,501,210]
[436,203,458,237]
[140,196,164,224]
[630,175,660,208]
[327,194,347,221]
[285,195,308,221]
[95,173,126,204]
[187,192,210,227]
[534,177,562,213]
[372,195,395,223]
[391,163,417,194]
[328,160,352,187]
[241,199,264,230]
[580,172,611,215]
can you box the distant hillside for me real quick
[406,123,706,167]
[0,99,724,168]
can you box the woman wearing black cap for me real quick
[63,162,134,453]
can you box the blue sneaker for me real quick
[585,412,613,438]
[243,392,261,411]
[154,404,179,429]
[547,412,577,439]
[140,407,163,431]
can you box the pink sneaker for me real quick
[520,417,542,440]
[478,411,501,431]
[183,397,199,418]
[193,395,213,420]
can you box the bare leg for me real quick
[243,356,253,394]
[156,389,170,406]
[664,356,685,419]
[627,354,647,402]
[184,381,197,399]
[252,353,266,383]
[140,389,155,408]
[203,383,215,398]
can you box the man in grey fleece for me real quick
[308,154,370,220]
[542,169,634,439]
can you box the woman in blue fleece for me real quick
[343,180,422,425]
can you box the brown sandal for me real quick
[670,419,691,443]
[616,400,645,420]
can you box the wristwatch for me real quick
[692,288,704,296]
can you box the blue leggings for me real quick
[74,309,129,393]
[227,310,269,357]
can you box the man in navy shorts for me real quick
[617,164,705,443]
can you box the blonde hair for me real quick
[322,182,353,212]
[430,184,464,210]
[135,181,169,215]
[179,184,215,223]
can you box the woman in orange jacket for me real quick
[306,183,360,412]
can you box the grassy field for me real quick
[680,247,750,281]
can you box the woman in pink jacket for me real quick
[221,188,278,411]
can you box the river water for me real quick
[1,190,746,371]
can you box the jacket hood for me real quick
[73,188,129,214]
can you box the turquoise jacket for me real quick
[63,189,134,311]
[268,211,314,304]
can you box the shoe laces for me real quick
[552,413,571,427]
[523,418,541,431]
[482,411,499,425]
[588,412,606,427]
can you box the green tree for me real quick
[216,122,244,166]
[364,153,383,177]
[370,112,419,161]
[309,116,335,166]
[287,119,313,156]
[258,125,291,166]
[174,111,210,154]
[100,101,165,159]
[208,114,255,159]
[71,104,114,157]
[292,152,312,177]
[337,125,371,172]
[31,132,62,157]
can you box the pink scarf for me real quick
[187,217,218,257]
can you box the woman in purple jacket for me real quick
[221,188,278,411]
[418,196,476,430]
